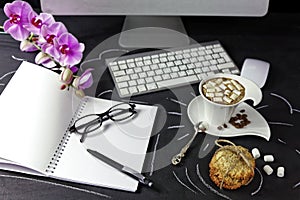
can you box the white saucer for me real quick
[187,96,271,140]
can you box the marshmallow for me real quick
[233,89,242,96]
[213,97,223,102]
[215,78,223,84]
[277,167,285,178]
[231,80,243,90]
[215,92,223,97]
[223,96,232,104]
[206,93,215,98]
[264,155,274,162]
[230,93,239,100]
[207,80,216,87]
[263,165,273,175]
[215,87,222,92]
[224,90,231,96]
[206,88,216,93]
[219,83,227,90]
[251,148,261,159]
[227,84,235,90]
[223,80,231,85]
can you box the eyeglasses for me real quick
[69,103,136,142]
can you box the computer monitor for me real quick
[41,0,269,48]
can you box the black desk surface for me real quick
[0,10,300,200]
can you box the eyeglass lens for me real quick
[108,103,136,121]
[75,114,102,134]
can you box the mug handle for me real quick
[241,78,263,106]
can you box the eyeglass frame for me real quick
[69,102,137,142]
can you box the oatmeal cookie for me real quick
[209,141,255,190]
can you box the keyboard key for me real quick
[155,69,163,75]
[186,70,194,75]
[128,80,137,86]
[154,75,163,82]
[134,67,142,73]
[116,75,130,83]
[125,69,134,74]
[139,72,147,78]
[118,82,128,88]
[179,65,187,71]
[178,71,187,77]
[130,74,138,80]
[142,66,150,71]
[145,77,154,83]
[118,60,126,65]
[137,85,147,92]
[128,63,136,68]
[217,62,235,69]
[120,88,129,96]
[162,74,171,80]
[157,75,198,88]
[110,65,119,71]
[170,72,179,79]
[150,64,159,70]
[146,83,157,90]
[129,86,138,94]
[147,71,155,77]
[119,64,128,70]
[113,70,125,77]
[137,79,146,85]
[144,60,152,65]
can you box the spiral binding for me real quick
[45,97,89,173]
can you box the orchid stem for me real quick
[29,40,42,51]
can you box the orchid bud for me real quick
[20,40,38,52]
[59,67,73,84]
[35,51,57,68]
[35,52,50,64]
[71,68,94,90]
[72,77,80,89]
[75,89,85,97]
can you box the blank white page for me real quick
[0,62,80,173]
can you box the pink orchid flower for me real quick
[3,0,32,41]
[24,11,55,35]
[54,32,85,67]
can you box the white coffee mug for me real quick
[199,73,262,127]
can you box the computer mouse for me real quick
[240,58,270,88]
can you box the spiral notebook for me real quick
[0,61,158,192]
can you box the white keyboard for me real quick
[106,41,240,98]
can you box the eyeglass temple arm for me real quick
[69,116,102,132]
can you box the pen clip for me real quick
[122,166,153,187]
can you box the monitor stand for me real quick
[119,16,190,49]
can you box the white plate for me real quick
[187,96,271,140]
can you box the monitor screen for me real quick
[41,0,269,17]
[40,0,269,48]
